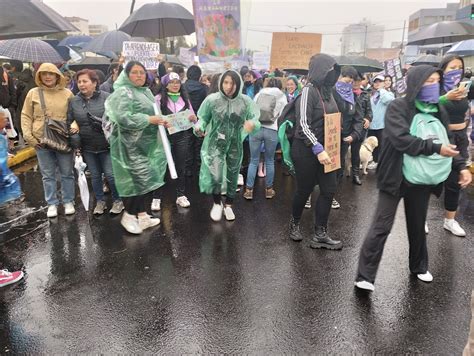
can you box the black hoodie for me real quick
[377,65,465,197]
[439,55,474,125]
[184,79,208,113]
[294,54,340,147]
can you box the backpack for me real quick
[256,93,277,124]
[402,112,452,185]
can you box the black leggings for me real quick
[357,184,431,283]
[122,192,151,215]
[213,194,233,205]
[291,139,337,228]
[367,129,383,163]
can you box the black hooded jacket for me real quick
[333,87,364,140]
[0,67,16,109]
[377,65,465,197]
[294,54,340,147]
[184,79,208,113]
[439,55,474,125]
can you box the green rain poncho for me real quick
[196,70,260,199]
[104,71,167,197]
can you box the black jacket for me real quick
[184,79,208,113]
[294,54,340,147]
[333,88,364,140]
[439,55,474,125]
[67,90,110,152]
[377,65,465,197]
[15,69,36,119]
[356,88,373,122]
[0,67,16,109]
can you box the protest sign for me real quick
[179,48,195,67]
[122,41,160,70]
[252,52,270,70]
[193,0,243,63]
[163,109,194,135]
[324,112,341,173]
[270,32,322,71]
[384,57,406,96]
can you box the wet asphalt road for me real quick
[0,161,473,354]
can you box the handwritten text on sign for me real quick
[270,32,322,70]
[164,110,194,135]
[122,41,160,70]
[324,112,341,173]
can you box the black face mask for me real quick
[244,80,252,87]
[324,69,338,87]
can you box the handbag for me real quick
[38,89,71,153]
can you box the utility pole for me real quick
[400,20,407,55]
[287,26,305,32]
[130,0,136,14]
[363,23,368,56]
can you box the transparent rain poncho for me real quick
[104,71,167,197]
[0,135,21,205]
[196,70,260,198]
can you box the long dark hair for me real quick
[159,78,190,113]
[125,61,147,87]
[209,73,221,94]
[220,70,241,99]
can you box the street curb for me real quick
[8,147,36,168]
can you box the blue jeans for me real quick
[83,151,120,202]
[36,148,75,205]
[246,127,278,188]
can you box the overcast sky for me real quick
[44,0,455,54]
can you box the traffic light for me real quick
[471,4,474,19]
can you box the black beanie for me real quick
[187,65,202,81]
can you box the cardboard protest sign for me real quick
[270,32,322,71]
[122,41,160,70]
[384,57,406,96]
[323,112,341,173]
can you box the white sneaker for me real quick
[110,200,124,214]
[417,271,433,283]
[138,214,160,230]
[367,162,378,170]
[64,202,75,215]
[355,280,375,291]
[305,196,311,209]
[151,198,161,212]
[176,196,191,208]
[121,212,143,234]
[210,203,223,221]
[224,205,235,221]
[424,222,429,234]
[93,200,107,215]
[47,205,58,218]
[237,174,244,186]
[331,198,340,209]
[443,219,466,237]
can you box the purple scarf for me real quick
[443,69,463,92]
[336,81,355,105]
[417,83,440,104]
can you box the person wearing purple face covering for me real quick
[333,66,364,190]
[437,55,474,237]
[355,65,471,292]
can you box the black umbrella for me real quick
[333,55,384,73]
[81,30,132,54]
[0,0,77,40]
[407,21,474,46]
[119,2,195,39]
[68,56,112,74]
[410,54,442,66]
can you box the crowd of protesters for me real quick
[1,53,473,292]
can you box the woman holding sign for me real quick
[288,54,343,250]
[152,72,197,211]
[105,61,168,235]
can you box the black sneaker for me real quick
[289,217,303,242]
[309,226,342,250]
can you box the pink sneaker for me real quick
[0,269,24,288]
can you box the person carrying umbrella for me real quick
[104,61,168,235]
[67,69,124,216]
[21,63,75,219]
[194,70,260,222]
[437,54,474,237]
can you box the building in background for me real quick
[456,0,474,22]
[408,3,459,40]
[65,16,89,36]
[341,19,384,56]
[89,24,108,37]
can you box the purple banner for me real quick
[384,57,406,96]
[192,0,242,63]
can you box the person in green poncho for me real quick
[195,70,260,222]
[105,61,169,235]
